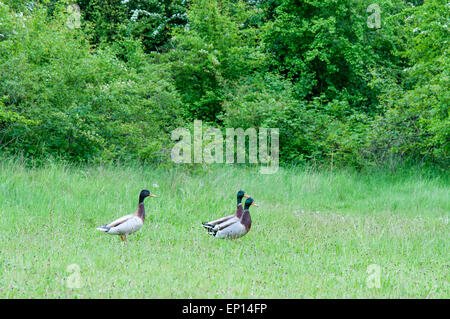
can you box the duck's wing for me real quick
[105,213,134,228]
[107,216,143,235]
[213,216,240,231]
[202,214,235,229]
[214,221,247,239]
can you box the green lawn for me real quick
[0,159,448,298]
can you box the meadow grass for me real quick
[0,158,448,298]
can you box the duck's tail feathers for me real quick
[96,226,110,233]
[202,222,214,231]
[208,228,218,237]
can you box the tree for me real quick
[77,0,188,52]
[367,0,449,167]
[161,0,267,122]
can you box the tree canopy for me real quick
[0,0,448,168]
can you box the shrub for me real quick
[0,3,184,163]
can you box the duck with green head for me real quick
[202,190,249,232]
[96,189,157,242]
[208,197,258,239]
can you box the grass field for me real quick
[0,158,448,298]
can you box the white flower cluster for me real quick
[131,9,161,22]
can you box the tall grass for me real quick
[0,158,448,298]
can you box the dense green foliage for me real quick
[0,2,184,163]
[0,0,448,168]
[368,0,449,167]
[77,0,187,53]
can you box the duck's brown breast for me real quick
[241,211,252,232]
[235,203,244,219]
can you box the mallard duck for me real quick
[207,197,257,239]
[96,189,157,242]
[202,190,249,231]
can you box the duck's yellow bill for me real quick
[251,202,258,207]
[243,194,250,198]
[150,193,157,197]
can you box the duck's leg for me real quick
[120,235,124,241]
[124,235,127,243]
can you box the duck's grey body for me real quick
[100,215,144,236]
[214,220,247,239]
[202,203,244,231]
[207,206,252,240]
[97,191,154,242]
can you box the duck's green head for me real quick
[237,190,249,205]
[139,189,157,203]
[244,197,258,210]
